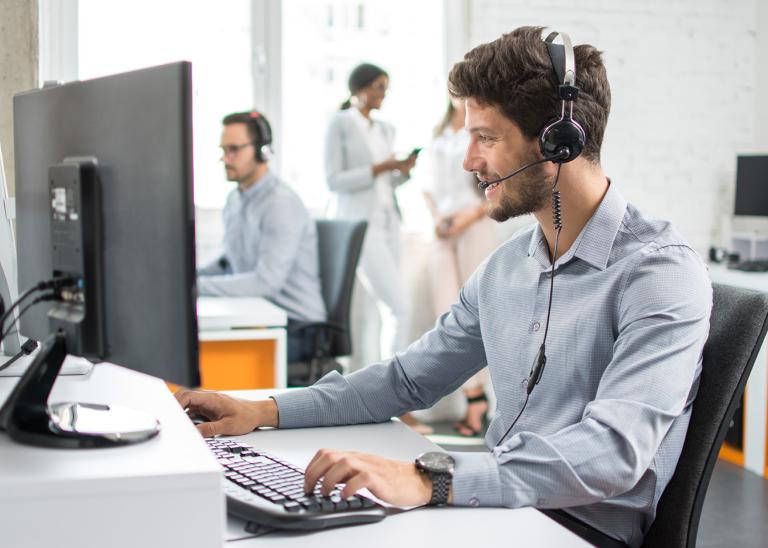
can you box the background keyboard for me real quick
[207,438,387,531]
[728,259,768,272]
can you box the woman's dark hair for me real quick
[448,26,611,163]
[340,63,388,110]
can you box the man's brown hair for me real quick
[448,26,611,163]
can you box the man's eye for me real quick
[478,135,493,143]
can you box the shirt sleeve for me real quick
[274,267,489,428]
[197,256,228,277]
[450,244,713,509]
[197,191,308,298]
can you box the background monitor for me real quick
[12,62,199,387]
[734,155,768,217]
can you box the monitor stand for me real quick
[0,330,160,448]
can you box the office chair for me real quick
[287,219,367,387]
[640,283,768,548]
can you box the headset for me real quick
[247,110,273,163]
[492,30,588,448]
[477,30,585,191]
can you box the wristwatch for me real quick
[415,451,455,506]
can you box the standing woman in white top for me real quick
[423,97,498,437]
[324,63,418,365]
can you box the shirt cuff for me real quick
[450,451,503,507]
[272,389,318,429]
[197,277,212,295]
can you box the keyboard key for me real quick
[361,497,376,508]
[283,502,302,512]
[347,497,362,509]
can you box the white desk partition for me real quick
[198,297,288,388]
[0,364,224,548]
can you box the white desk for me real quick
[0,363,224,548]
[0,377,589,547]
[197,297,288,389]
[709,265,768,477]
[223,389,591,547]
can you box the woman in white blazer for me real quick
[324,64,426,430]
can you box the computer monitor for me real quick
[734,155,768,217]
[0,62,199,448]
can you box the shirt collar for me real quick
[239,170,276,202]
[349,106,377,130]
[527,181,627,271]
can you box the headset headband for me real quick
[544,31,575,87]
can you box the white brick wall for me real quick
[467,0,760,253]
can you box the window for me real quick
[58,0,449,235]
[78,0,254,209]
[280,0,445,232]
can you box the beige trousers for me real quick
[428,216,498,392]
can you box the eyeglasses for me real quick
[220,142,255,156]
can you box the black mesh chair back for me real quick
[642,283,768,547]
[316,219,367,357]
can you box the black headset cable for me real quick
[495,164,563,448]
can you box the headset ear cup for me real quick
[248,111,273,163]
[539,118,586,163]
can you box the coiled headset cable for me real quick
[495,163,563,448]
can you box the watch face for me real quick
[417,451,455,473]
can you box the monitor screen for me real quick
[734,155,768,217]
[13,62,199,386]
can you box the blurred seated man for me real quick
[198,111,326,363]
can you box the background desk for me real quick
[224,389,591,547]
[709,265,768,477]
[198,297,287,389]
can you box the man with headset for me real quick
[197,111,326,363]
[180,28,711,547]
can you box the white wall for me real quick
[0,0,38,196]
[757,0,768,146]
[466,0,760,254]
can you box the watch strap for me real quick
[429,472,451,505]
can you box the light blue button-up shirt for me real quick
[198,171,326,323]
[274,183,712,547]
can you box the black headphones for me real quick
[248,110,273,163]
[539,31,586,164]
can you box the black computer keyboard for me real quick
[728,260,768,272]
[207,438,387,531]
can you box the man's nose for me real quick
[463,143,482,173]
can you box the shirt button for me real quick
[532,321,540,332]
[469,497,480,507]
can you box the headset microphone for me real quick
[476,149,569,191]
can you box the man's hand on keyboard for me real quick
[302,448,436,507]
[174,389,278,437]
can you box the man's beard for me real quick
[487,159,551,222]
